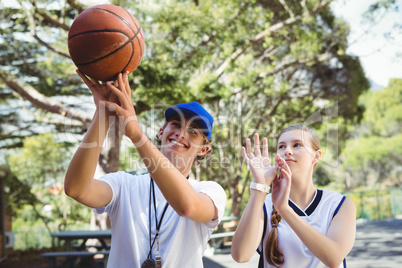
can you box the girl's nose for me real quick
[284,147,293,156]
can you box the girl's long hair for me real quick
[265,124,321,266]
[265,207,284,267]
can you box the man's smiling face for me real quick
[158,118,209,168]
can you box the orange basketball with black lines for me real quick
[68,4,145,81]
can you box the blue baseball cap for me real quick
[164,102,213,140]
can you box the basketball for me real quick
[68,4,145,81]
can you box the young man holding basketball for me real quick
[64,71,226,267]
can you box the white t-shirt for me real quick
[95,171,226,268]
[259,189,346,268]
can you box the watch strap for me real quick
[250,181,270,193]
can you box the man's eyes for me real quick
[188,128,199,135]
[171,122,199,135]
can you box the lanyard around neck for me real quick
[147,178,169,259]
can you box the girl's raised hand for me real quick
[271,154,292,212]
[242,133,278,185]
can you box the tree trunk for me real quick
[229,185,242,217]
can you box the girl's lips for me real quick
[285,159,296,163]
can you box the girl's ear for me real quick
[313,150,322,165]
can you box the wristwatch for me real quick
[250,181,270,193]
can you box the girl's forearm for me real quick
[232,190,266,262]
[279,207,349,267]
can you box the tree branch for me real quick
[213,0,332,80]
[214,14,302,80]
[312,0,332,13]
[177,1,250,68]
[30,0,70,31]
[301,0,308,14]
[0,69,91,126]
[23,7,71,58]
[4,35,82,85]
[256,53,332,82]
[279,0,295,18]
[66,0,85,14]
[214,46,248,78]
[252,14,302,44]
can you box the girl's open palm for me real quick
[242,134,278,185]
[271,156,292,212]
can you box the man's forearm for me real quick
[64,109,112,198]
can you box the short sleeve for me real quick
[194,180,227,229]
[93,171,128,215]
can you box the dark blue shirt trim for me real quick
[288,189,323,216]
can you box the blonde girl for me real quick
[232,125,356,268]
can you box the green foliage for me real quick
[342,134,402,185]
[9,133,66,187]
[346,189,395,220]
[364,79,402,136]
[0,165,31,216]
[12,206,91,250]
[344,135,401,166]
[13,210,56,250]
[6,133,91,235]
[314,165,332,186]
[339,79,402,189]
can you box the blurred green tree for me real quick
[342,79,402,189]
[6,133,91,240]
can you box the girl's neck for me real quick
[289,174,316,210]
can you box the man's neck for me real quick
[163,154,194,178]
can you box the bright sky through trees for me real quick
[331,0,402,89]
